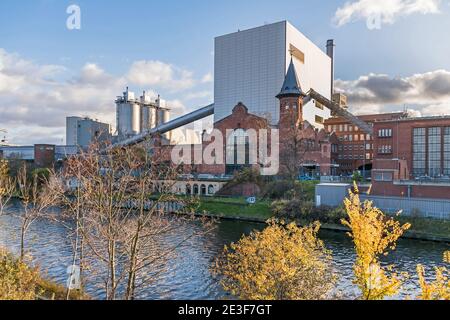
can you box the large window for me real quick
[226,129,250,175]
[374,171,393,182]
[413,128,426,176]
[444,127,450,175]
[428,127,441,177]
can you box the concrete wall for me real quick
[315,183,351,207]
[360,195,450,220]
[315,183,450,220]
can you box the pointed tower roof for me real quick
[276,57,304,99]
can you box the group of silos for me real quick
[115,87,170,138]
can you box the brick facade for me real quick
[324,112,407,175]
[371,116,450,200]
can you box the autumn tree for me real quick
[342,184,411,300]
[214,219,336,300]
[416,251,449,300]
[51,141,213,300]
[16,165,58,260]
[0,159,14,216]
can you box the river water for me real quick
[0,202,448,300]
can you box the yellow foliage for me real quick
[342,184,410,300]
[416,251,450,300]
[0,248,40,300]
[213,219,336,300]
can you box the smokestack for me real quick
[326,39,335,98]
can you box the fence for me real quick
[359,195,450,220]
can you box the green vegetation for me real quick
[399,216,450,239]
[198,196,272,220]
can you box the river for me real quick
[0,202,448,300]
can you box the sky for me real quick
[1,0,450,145]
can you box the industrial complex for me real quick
[2,20,450,213]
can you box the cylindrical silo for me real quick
[116,101,133,137]
[131,102,141,135]
[141,106,150,132]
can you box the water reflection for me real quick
[0,203,448,300]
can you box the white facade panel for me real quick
[214,21,332,127]
[286,22,331,128]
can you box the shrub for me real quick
[0,248,40,300]
[271,199,346,224]
[213,220,336,300]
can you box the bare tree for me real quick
[51,140,214,300]
[16,164,58,260]
[0,159,15,216]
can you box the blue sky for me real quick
[1,0,450,144]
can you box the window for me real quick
[413,128,426,176]
[193,184,199,195]
[354,135,359,141]
[201,184,207,196]
[315,115,324,124]
[444,127,450,175]
[378,129,393,138]
[374,171,393,182]
[208,185,215,195]
[378,145,392,154]
[428,127,441,177]
[315,101,324,110]
[226,129,250,175]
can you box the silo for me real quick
[157,108,165,126]
[163,109,170,124]
[141,106,150,132]
[131,102,141,135]
[116,101,133,137]
[149,107,157,129]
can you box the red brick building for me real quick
[371,116,450,199]
[324,112,407,175]
[167,58,338,178]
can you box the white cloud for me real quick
[335,69,450,116]
[333,0,441,27]
[201,72,213,83]
[0,49,207,144]
[127,60,195,91]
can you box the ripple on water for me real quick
[1,205,449,300]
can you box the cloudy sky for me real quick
[1,0,450,144]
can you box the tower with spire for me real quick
[276,57,305,130]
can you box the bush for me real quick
[271,199,346,224]
[0,248,40,300]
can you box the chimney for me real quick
[326,39,335,98]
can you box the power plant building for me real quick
[214,20,333,127]
[115,88,170,138]
[66,116,111,148]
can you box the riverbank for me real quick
[0,248,88,300]
[196,197,450,243]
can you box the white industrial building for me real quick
[214,20,333,127]
[115,88,170,138]
[66,116,111,148]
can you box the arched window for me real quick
[193,184,199,195]
[226,128,250,175]
[186,184,191,195]
[201,184,206,196]
[208,185,215,195]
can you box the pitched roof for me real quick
[276,58,304,98]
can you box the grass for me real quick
[197,197,272,220]
[37,277,89,300]
[398,216,450,239]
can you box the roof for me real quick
[276,58,304,98]
[324,112,407,124]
